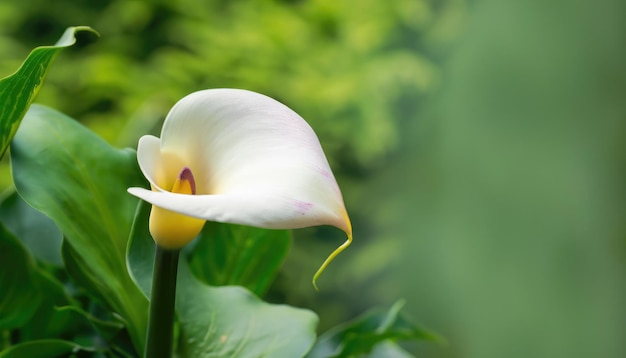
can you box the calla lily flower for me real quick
[128,88,352,287]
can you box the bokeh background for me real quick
[1,0,625,357]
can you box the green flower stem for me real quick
[145,245,180,358]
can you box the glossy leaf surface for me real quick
[0,340,92,358]
[0,205,121,347]
[128,203,319,357]
[189,222,291,296]
[0,26,96,158]
[10,104,148,353]
[307,300,440,358]
[0,222,43,330]
[0,190,62,266]
[177,263,318,358]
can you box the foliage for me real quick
[0,26,97,158]
[128,201,318,357]
[1,1,622,358]
[0,5,463,342]
[307,300,440,358]
[11,104,149,353]
[0,27,439,357]
[188,222,291,296]
[0,0,463,309]
[0,0,456,166]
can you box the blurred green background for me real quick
[1,0,625,357]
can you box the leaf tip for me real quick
[54,26,100,47]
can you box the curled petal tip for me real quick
[312,231,353,290]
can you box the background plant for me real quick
[0,27,436,357]
[0,0,463,341]
[2,0,626,357]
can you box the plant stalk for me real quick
[145,246,180,358]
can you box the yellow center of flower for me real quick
[149,167,206,249]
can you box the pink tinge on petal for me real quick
[294,200,314,216]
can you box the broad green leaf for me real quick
[0,212,118,346]
[189,222,291,296]
[62,240,142,356]
[17,271,74,341]
[0,339,93,358]
[126,201,154,298]
[31,287,132,355]
[10,104,148,354]
[0,26,97,158]
[50,306,124,343]
[0,222,43,329]
[128,202,292,298]
[19,302,126,349]
[127,205,319,357]
[0,190,62,266]
[177,264,318,358]
[61,240,114,305]
[369,341,415,358]
[307,300,441,358]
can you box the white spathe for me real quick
[128,89,351,286]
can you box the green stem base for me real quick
[145,246,180,358]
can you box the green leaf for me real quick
[189,222,291,296]
[369,341,415,358]
[0,190,63,266]
[127,204,319,357]
[177,264,318,358]
[127,202,292,298]
[0,26,97,158]
[126,201,154,298]
[16,271,74,341]
[127,199,291,298]
[50,306,124,342]
[0,339,93,358]
[0,222,44,330]
[19,301,126,348]
[10,105,148,354]
[307,300,441,358]
[0,207,117,345]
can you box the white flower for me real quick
[128,89,351,287]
